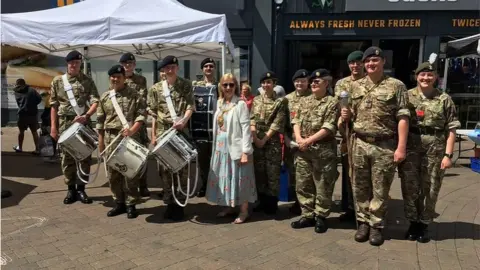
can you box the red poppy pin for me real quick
[416,110,425,117]
[290,111,296,118]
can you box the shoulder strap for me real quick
[162,80,179,121]
[62,74,85,116]
[108,90,130,129]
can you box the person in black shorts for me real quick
[13,79,41,154]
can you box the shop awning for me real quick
[1,0,235,65]
[446,34,480,58]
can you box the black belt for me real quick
[355,133,396,143]
[410,127,444,136]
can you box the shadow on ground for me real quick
[1,177,37,208]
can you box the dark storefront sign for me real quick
[284,12,480,37]
[345,0,479,11]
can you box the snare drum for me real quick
[151,128,198,173]
[106,136,149,179]
[58,122,98,161]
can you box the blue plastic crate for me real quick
[471,158,480,174]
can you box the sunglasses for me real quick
[222,83,235,88]
[204,64,215,69]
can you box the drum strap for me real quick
[108,90,131,129]
[162,80,179,122]
[62,74,85,116]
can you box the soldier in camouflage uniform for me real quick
[398,62,460,243]
[148,55,196,221]
[50,50,100,205]
[335,51,365,222]
[290,69,339,233]
[119,53,151,197]
[251,71,287,215]
[191,58,219,198]
[97,65,147,219]
[284,69,311,215]
[340,47,410,246]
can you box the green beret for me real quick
[201,58,215,69]
[108,65,125,76]
[260,71,277,83]
[65,50,82,62]
[158,55,178,70]
[119,53,135,63]
[347,51,363,63]
[415,62,435,75]
[362,46,384,61]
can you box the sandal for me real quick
[216,208,236,218]
[233,211,249,224]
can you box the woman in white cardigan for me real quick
[205,73,256,224]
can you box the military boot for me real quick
[289,200,301,216]
[253,194,266,212]
[170,204,185,221]
[76,185,93,204]
[417,223,430,243]
[354,222,370,242]
[126,205,139,219]
[314,217,328,234]
[291,217,315,229]
[63,185,77,204]
[264,196,278,215]
[369,227,384,246]
[107,203,126,217]
[405,222,420,241]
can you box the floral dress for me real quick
[206,102,257,207]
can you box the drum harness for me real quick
[61,74,101,184]
[162,80,199,207]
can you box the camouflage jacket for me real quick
[96,85,147,131]
[349,75,410,137]
[147,76,195,125]
[407,87,461,131]
[292,94,338,139]
[250,92,287,134]
[50,73,100,116]
[285,89,311,137]
[125,74,147,99]
[192,77,218,87]
[334,75,365,98]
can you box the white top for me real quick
[457,129,476,136]
[212,96,253,160]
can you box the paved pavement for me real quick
[1,127,479,270]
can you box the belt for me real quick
[355,133,395,143]
[105,128,122,134]
[410,127,444,136]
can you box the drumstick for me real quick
[99,133,123,157]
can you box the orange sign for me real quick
[452,19,480,27]
[289,19,421,29]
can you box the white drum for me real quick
[58,122,98,161]
[106,136,149,179]
[151,128,198,173]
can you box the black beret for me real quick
[158,55,178,70]
[347,51,363,62]
[201,58,215,69]
[415,62,435,75]
[292,69,309,81]
[260,71,277,83]
[108,65,125,76]
[310,69,331,79]
[362,46,384,61]
[65,50,82,62]
[119,53,135,63]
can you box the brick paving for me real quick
[1,127,479,270]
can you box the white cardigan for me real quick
[211,95,253,160]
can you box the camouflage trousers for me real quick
[156,123,189,205]
[352,136,396,228]
[59,116,91,186]
[104,129,140,206]
[295,141,339,218]
[398,134,446,225]
[253,136,282,197]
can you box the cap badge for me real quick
[302,72,306,76]
[429,65,433,70]
[130,55,134,60]
[267,72,271,77]
[316,72,320,76]
[173,57,177,63]
[118,67,121,72]
[375,49,380,55]
[209,58,213,61]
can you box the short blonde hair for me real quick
[218,73,240,98]
[241,83,251,93]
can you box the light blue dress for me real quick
[206,104,257,207]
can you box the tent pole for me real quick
[83,47,89,75]
[442,58,449,91]
[221,43,226,75]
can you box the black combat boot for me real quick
[107,203,126,217]
[405,222,420,241]
[289,200,301,216]
[170,204,185,221]
[253,193,266,212]
[354,222,370,242]
[339,209,356,223]
[264,196,278,216]
[63,185,77,204]
[164,204,174,219]
[157,190,164,200]
[139,187,150,197]
[76,185,93,204]
[369,227,384,246]
[291,217,315,229]
[416,223,430,243]
[314,217,328,234]
[126,205,139,219]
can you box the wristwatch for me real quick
[444,153,453,159]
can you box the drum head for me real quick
[58,122,81,144]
